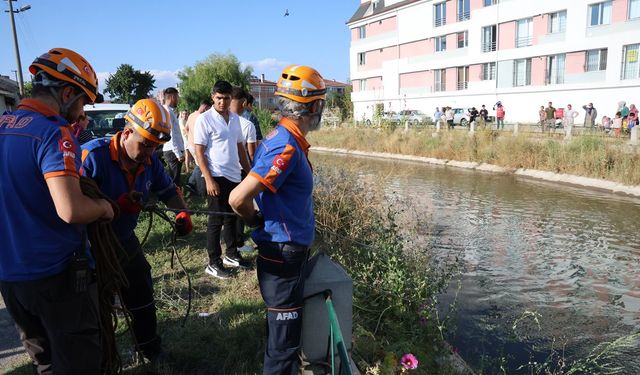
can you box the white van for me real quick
[83,103,130,138]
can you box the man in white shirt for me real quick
[194,81,252,279]
[563,104,579,130]
[162,87,186,185]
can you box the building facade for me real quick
[348,0,640,124]
[0,76,19,113]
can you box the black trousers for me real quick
[0,271,101,374]
[256,241,309,375]
[206,176,240,263]
[120,236,162,359]
[163,151,183,186]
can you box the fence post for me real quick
[513,122,519,135]
[631,126,639,146]
[469,121,476,134]
[565,124,573,141]
[404,120,409,133]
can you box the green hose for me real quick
[324,291,353,375]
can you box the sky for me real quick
[1,0,359,96]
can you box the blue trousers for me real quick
[256,242,309,375]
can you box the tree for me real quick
[104,64,155,104]
[177,53,252,111]
[327,86,353,121]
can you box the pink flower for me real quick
[400,353,418,370]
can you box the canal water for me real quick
[312,152,640,374]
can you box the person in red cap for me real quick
[81,98,192,365]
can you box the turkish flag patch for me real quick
[58,138,77,153]
[271,155,289,175]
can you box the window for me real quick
[513,58,532,86]
[434,69,446,91]
[457,31,468,48]
[435,35,447,52]
[482,62,496,80]
[482,25,497,52]
[434,2,446,27]
[358,26,366,39]
[622,44,640,80]
[548,10,567,33]
[546,54,566,84]
[457,66,469,90]
[585,48,607,71]
[589,1,612,26]
[484,0,499,5]
[630,0,640,19]
[457,0,470,21]
[358,52,366,66]
[516,18,533,47]
[359,79,367,91]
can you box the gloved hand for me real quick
[116,191,143,214]
[175,211,193,236]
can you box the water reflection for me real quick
[312,151,640,373]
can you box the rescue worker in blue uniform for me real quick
[81,98,192,363]
[229,65,326,375]
[0,48,114,374]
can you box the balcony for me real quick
[457,11,470,22]
[434,83,446,92]
[482,41,496,52]
[516,36,533,48]
[457,81,468,90]
[434,17,446,27]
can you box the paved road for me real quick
[0,296,27,373]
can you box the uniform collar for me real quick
[279,117,310,155]
[17,99,60,118]
[109,132,149,189]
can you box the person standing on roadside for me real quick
[582,103,597,128]
[229,64,327,375]
[445,107,454,129]
[563,104,578,131]
[162,87,186,185]
[544,102,556,133]
[479,104,489,128]
[242,93,264,145]
[433,107,443,128]
[185,100,212,196]
[194,81,252,279]
[494,102,505,130]
[0,48,114,374]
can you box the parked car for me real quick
[83,103,130,138]
[452,108,471,126]
[397,110,432,125]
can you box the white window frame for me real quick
[457,31,468,48]
[482,25,497,52]
[546,54,566,85]
[457,0,470,21]
[359,79,367,91]
[434,2,447,27]
[622,44,640,80]
[589,1,612,26]
[482,62,496,80]
[358,26,366,39]
[513,58,532,87]
[629,0,640,19]
[585,48,607,71]
[434,69,446,91]
[358,52,366,66]
[435,35,447,52]
[516,18,533,48]
[548,10,567,34]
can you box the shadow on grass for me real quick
[122,300,266,375]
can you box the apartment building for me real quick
[348,0,640,123]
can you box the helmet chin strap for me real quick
[49,87,85,122]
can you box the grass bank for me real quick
[307,127,640,186]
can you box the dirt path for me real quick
[0,296,27,373]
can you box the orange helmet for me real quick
[275,65,326,104]
[29,48,103,103]
[124,99,172,144]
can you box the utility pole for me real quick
[6,0,27,97]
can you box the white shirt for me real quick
[162,105,185,158]
[194,108,244,182]
[239,116,257,146]
[564,109,578,126]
